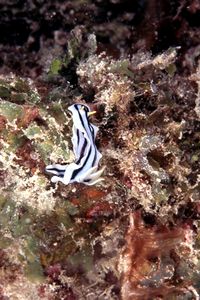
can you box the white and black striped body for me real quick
[46,104,104,185]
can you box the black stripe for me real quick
[74,105,85,130]
[75,105,95,143]
[58,173,64,178]
[71,145,92,180]
[75,105,93,141]
[91,148,97,167]
[75,137,88,165]
[77,129,80,146]
[86,110,95,141]
[83,178,91,182]
[89,124,95,139]
[85,116,97,166]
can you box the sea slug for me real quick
[46,103,104,185]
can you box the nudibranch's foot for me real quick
[79,166,105,185]
[83,176,104,185]
[51,175,65,183]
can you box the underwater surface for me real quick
[0,0,200,299]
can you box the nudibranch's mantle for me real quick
[46,104,104,185]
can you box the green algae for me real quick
[110,59,134,79]
[67,244,94,273]
[48,31,97,80]
[6,131,26,152]
[13,78,31,93]
[64,201,80,217]
[0,191,94,282]
[0,85,11,99]
[152,186,169,203]
[0,193,77,280]
[191,154,199,163]
[24,124,43,139]
[23,237,38,261]
[0,101,23,121]
[11,212,33,238]
[0,236,12,249]
[0,76,40,104]
[49,58,62,75]
[32,214,77,266]
[0,198,16,229]
[0,79,71,170]
[35,141,54,162]
[54,203,74,228]
[23,237,45,282]
[0,194,8,210]
[24,260,45,282]
[0,194,77,279]
[166,63,177,76]
[35,138,71,164]
[47,87,69,103]
[0,197,33,239]
[48,102,68,125]
[11,92,29,103]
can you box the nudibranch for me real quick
[46,103,104,185]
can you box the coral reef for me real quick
[0,1,200,299]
